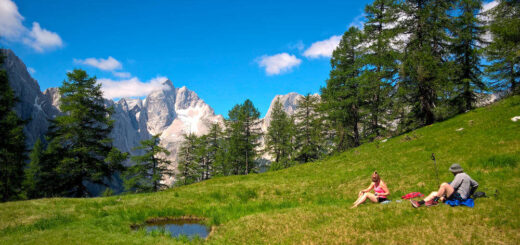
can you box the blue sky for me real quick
[1,0,371,117]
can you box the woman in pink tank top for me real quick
[351,171,390,208]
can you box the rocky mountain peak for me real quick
[145,79,177,135]
[262,92,303,131]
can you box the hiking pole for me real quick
[431,153,440,187]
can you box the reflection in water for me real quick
[144,219,210,239]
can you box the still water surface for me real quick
[144,219,210,239]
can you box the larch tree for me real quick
[451,0,487,112]
[321,26,366,151]
[361,0,402,138]
[0,54,27,202]
[226,99,262,175]
[124,134,172,192]
[398,0,453,129]
[23,138,43,199]
[42,69,127,197]
[176,133,200,185]
[265,98,295,168]
[293,94,324,163]
[484,0,520,94]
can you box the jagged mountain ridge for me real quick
[1,49,225,188]
[2,49,314,187]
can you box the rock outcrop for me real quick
[1,48,318,188]
[1,48,223,188]
[0,49,59,146]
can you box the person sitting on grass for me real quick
[351,171,390,208]
[411,163,478,208]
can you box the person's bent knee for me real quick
[441,182,450,187]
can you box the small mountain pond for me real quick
[133,218,210,239]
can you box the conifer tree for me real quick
[451,0,487,112]
[194,134,210,180]
[0,54,27,202]
[177,133,200,185]
[485,0,520,94]
[124,134,172,192]
[203,122,222,179]
[361,0,402,138]
[321,27,365,151]
[23,138,43,199]
[226,99,262,175]
[398,0,453,128]
[293,94,323,163]
[42,69,127,197]
[265,98,294,168]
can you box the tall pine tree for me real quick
[293,94,324,163]
[398,0,453,128]
[0,54,27,202]
[226,99,262,175]
[23,138,43,199]
[485,0,520,94]
[177,133,200,185]
[451,0,487,112]
[124,134,172,192]
[265,98,294,168]
[42,69,126,197]
[321,27,365,151]
[361,0,402,138]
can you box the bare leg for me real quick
[352,191,365,205]
[352,196,363,205]
[351,193,367,208]
[366,193,379,203]
[424,183,454,202]
[352,193,379,208]
[423,191,438,202]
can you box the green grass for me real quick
[1,96,520,244]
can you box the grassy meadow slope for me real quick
[1,96,519,244]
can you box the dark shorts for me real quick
[378,197,388,203]
[446,192,463,201]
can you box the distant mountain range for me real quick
[0,49,304,188]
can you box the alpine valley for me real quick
[0,49,302,193]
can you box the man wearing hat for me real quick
[411,163,479,208]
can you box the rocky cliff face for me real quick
[261,92,303,132]
[0,49,59,146]
[1,48,223,187]
[2,48,312,186]
[143,83,224,185]
[258,92,305,162]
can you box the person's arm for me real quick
[360,182,375,193]
[469,178,479,196]
[450,174,463,190]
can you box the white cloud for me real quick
[0,0,63,52]
[98,76,170,99]
[303,35,342,59]
[27,67,35,74]
[257,53,302,75]
[22,22,63,52]
[113,71,131,78]
[74,56,122,71]
[0,0,25,40]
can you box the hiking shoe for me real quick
[425,200,438,207]
[410,200,422,208]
